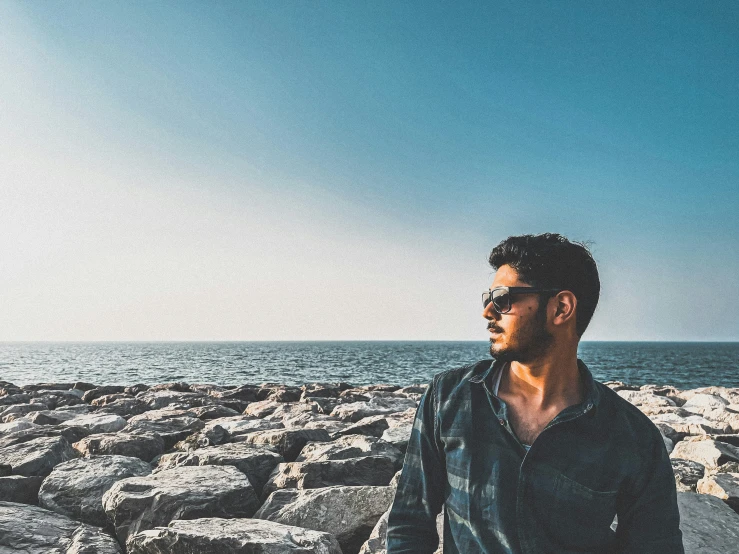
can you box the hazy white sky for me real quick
[1,2,737,341]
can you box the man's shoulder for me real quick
[595,382,666,446]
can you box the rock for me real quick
[39,455,152,527]
[331,397,417,423]
[670,439,739,468]
[0,402,48,421]
[0,425,92,450]
[29,390,84,409]
[682,394,730,412]
[102,465,260,544]
[671,458,706,492]
[154,443,283,496]
[202,415,284,440]
[0,393,31,406]
[0,475,44,504]
[332,415,390,439]
[262,456,397,501]
[72,381,97,391]
[82,386,127,403]
[60,413,128,434]
[189,404,241,420]
[125,383,150,395]
[147,382,192,393]
[652,412,733,435]
[256,485,395,553]
[94,397,151,418]
[0,501,122,553]
[174,424,230,451]
[677,491,739,552]
[296,434,403,469]
[263,401,321,423]
[136,390,212,411]
[73,432,165,462]
[381,425,412,453]
[696,473,739,513]
[617,390,677,407]
[24,408,88,426]
[239,428,331,462]
[0,435,77,477]
[126,517,342,553]
[0,419,38,434]
[123,415,205,449]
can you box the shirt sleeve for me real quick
[614,424,685,553]
[386,375,446,554]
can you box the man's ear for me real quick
[552,291,577,326]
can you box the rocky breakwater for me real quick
[0,378,738,553]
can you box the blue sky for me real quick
[1,1,737,341]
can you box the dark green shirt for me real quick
[387,358,684,553]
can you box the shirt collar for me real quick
[468,357,602,410]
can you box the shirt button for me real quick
[499,418,505,425]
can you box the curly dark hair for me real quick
[488,233,600,337]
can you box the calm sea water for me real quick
[0,342,737,390]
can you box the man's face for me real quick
[483,265,554,363]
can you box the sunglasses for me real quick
[482,286,561,314]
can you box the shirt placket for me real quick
[481,376,595,554]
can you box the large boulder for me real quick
[670,439,739,469]
[39,455,152,526]
[0,501,122,553]
[0,435,77,477]
[677,491,739,552]
[330,397,417,423]
[359,507,444,554]
[0,475,44,504]
[256,485,395,554]
[238,428,330,462]
[262,456,397,500]
[73,432,165,462]
[102,465,260,544]
[154,443,283,496]
[696,472,739,513]
[297,434,403,468]
[122,416,205,449]
[671,458,706,492]
[126,517,342,553]
[60,413,127,434]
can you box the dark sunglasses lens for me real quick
[492,289,510,313]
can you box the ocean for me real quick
[1,342,737,390]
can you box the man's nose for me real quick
[482,303,500,321]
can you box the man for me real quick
[387,233,683,553]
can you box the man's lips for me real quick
[488,326,503,334]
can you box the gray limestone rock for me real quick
[239,428,331,462]
[0,475,44,504]
[72,432,165,462]
[60,413,128,434]
[262,455,397,501]
[671,458,706,492]
[330,397,417,423]
[126,517,342,553]
[0,501,122,553]
[256,485,395,554]
[154,442,283,496]
[696,472,739,513]
[122,415,205,449]
[39,455,152,526]
[102,465,260,544]
[670,439,739,468]
[677,491,739,553]
[297,434,403,469]
[0,435,77,477]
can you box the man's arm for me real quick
[614,425,685,553]
[386,376,446,554]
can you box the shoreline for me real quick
[1,378,739,553]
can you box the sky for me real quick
[0,1,737,341]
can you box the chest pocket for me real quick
[526,461,618,552]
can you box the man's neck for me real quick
[500,348,584,412]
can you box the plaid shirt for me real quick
[387,358,684,554]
